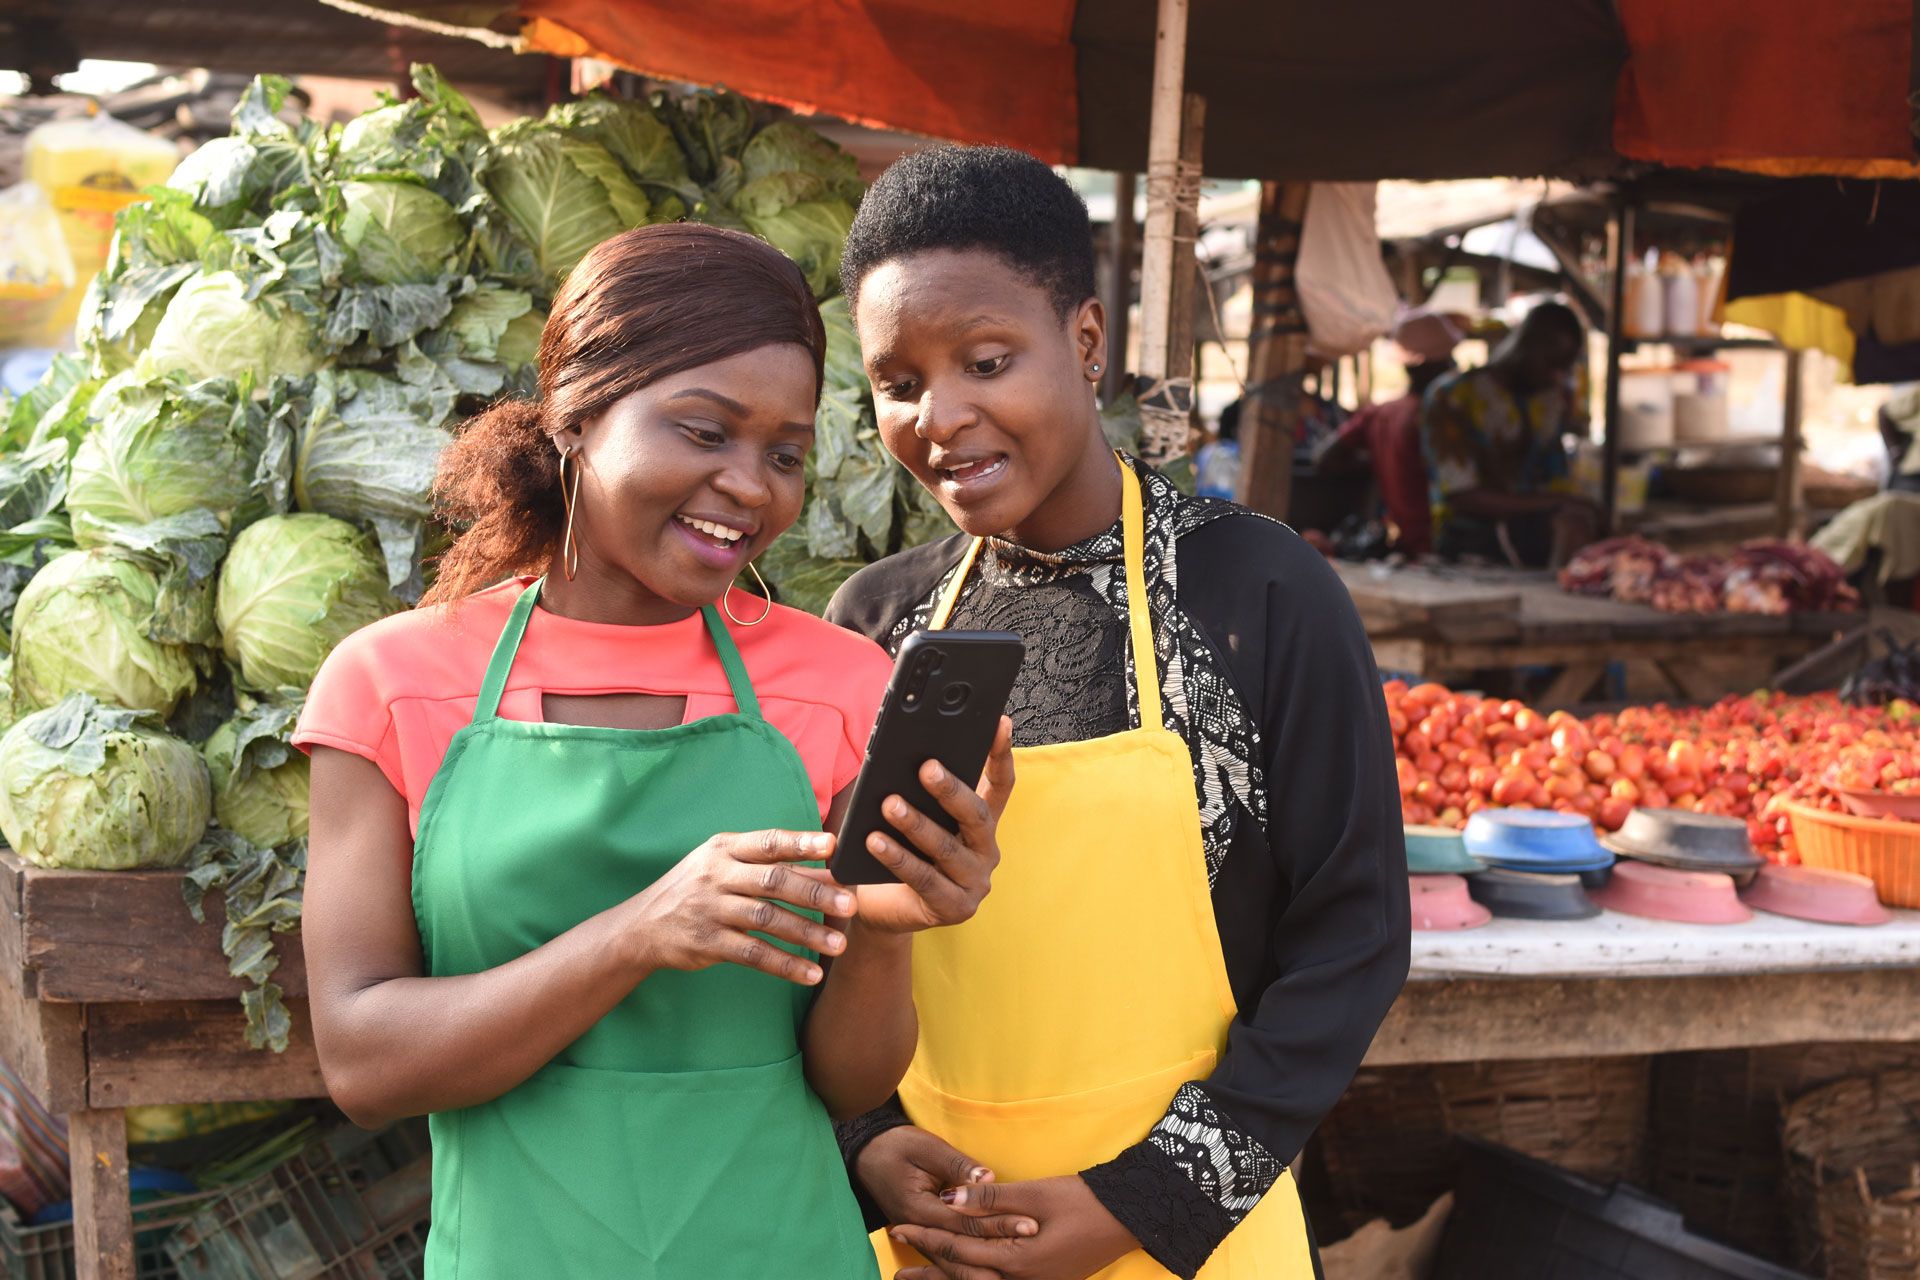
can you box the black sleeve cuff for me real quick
[1081,1140,1235,1280]
[834,1099,912,1231]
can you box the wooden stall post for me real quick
[1133,0,1199,464]
[70,1108,133,1280]
[1236,182,1311,520]
[1601,196,1635,534]
[1777,348,1805,538]
[1103,171,1136,405]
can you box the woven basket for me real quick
[1650,1044,1920,1264]
[1314,1056,1650,1233]
[1788,803,1920,908]
[1782,1070,1920,1280]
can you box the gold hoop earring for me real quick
[724,560,774,627]
[558,449,582,582]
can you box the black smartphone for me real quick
[830,630,1024,886]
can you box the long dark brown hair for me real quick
[423,223,827,605]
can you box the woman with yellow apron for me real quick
[298,225,1011,1278]
[827,149,1410,1278]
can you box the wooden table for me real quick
[0,849,324,1280]
[1333,561,1864,706]
[1366,910,1920,1066]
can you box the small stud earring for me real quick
[1091,363,1102,375]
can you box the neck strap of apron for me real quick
[473,580,763,724]
[928,453,1162,729]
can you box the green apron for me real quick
[411,580,877,1279]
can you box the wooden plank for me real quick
[69,1107,132,1280]
[1365,968,1920,1066]
[1333,563,1522,639]
[0,972,85,1112]
[4,850,306,1003]
[86,999,327,1110]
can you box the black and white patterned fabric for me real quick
[885,455,1270,887]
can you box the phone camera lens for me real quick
[939,682,971,713]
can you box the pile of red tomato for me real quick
[1385,681,1920,863]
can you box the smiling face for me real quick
[555,343,817,618]
[855,248,1116,549]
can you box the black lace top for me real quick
[825,458,1410,1277]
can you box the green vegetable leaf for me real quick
[321,282,453,350]
[481,123,649,285]
[21,693,145,774]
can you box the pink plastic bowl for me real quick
[1589,861,1752,925]
[1739,863,1893,926]
[1410,874,1492,932]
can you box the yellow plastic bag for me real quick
[23,110,177,342]
[0,183,76,350]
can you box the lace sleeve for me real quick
[1080,1083,1286,1278]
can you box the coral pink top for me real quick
[295,578,893,835]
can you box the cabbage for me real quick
[216,513,398,691]
[145,272,324,385]
[11,550,200,717]
[203,697,307,848]
[0,659,16,740]
[292,370,450,594]
[740,122,863,203]
[68,374,271,545]
[481,122,652,285]
[0,694,210,870]
[737,197,856,300]
[338,180,465,285]
[499,308,544,372]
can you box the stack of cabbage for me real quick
[0,67,943,1048]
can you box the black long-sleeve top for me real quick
[824,458,1410,1278]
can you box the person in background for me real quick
[1317,308,1462,556]
[1423,301,1598,568]
[1877,385,1920,494]
[1194,399,1242,500]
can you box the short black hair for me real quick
[840,145,1097,318]
[1517,301,1585,348]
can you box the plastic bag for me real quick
[1297,183,1398,358]
[0,183,76,350]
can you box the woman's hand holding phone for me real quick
[851,716,1014,934]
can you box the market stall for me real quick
[1334,560,1863,706]
[0,849,323,1280]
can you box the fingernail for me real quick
[1016,1220,1037,1237]
[833,894,855,914]
[809,833,832,852]
[825,931,845,951]
[885,798,907,819]
[888,1229,905,1243]
[938,1188,960,1205]
[868,834,890,855]
[970,1167,990,1182]
[805,966,823,983]
[926,762,947,782]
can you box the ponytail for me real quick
[421,399,563,606]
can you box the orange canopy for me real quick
[332,0,1920,179]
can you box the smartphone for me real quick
[830,630,1024,885]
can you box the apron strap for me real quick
[474,579,543,723]
[927,454,1163,730]
[1116,457,1164,730]
[700,605,763,722]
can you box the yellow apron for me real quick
[872,460,1313,1279]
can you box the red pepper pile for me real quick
[1386,681,1919,862]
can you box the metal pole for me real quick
[1103,171,1137,404]
[1136,0,1191,386]
[1601,198,1634,534]
[1778,349,1805,538]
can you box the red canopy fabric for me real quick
[1614,0,1916,171]
[332,0,1920,179]
[521,0,1082,159]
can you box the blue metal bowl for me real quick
[1463,809,1615,874]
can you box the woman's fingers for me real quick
[731,859,855,918]
[723,829,837,864]
[718,929,825,986]
[724,896,845,957]
[978,717,1016,821]
[880,792,979,885]
[888,1226,1010,1279]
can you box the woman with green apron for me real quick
[297,224,1012,1279]
[825,149,1409,1279]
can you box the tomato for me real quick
[1417,750,1444,778]
[1388,709,1410,737]
[1583,750,1617,782]
[1550,723,1593,756]
[1395,758,1419,797]
[1439,762,1469,791]
[1467,764,1500,794]
[1547,754,1581,778]
[1610,778,1641,804]
[1617,745,1648,781]
[1512,709,1544,740]
[1402,727,1431,758]
[1598,798,1634,831]
[1491,774,1533,806]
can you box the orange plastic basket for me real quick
[1787,803,1920,908]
